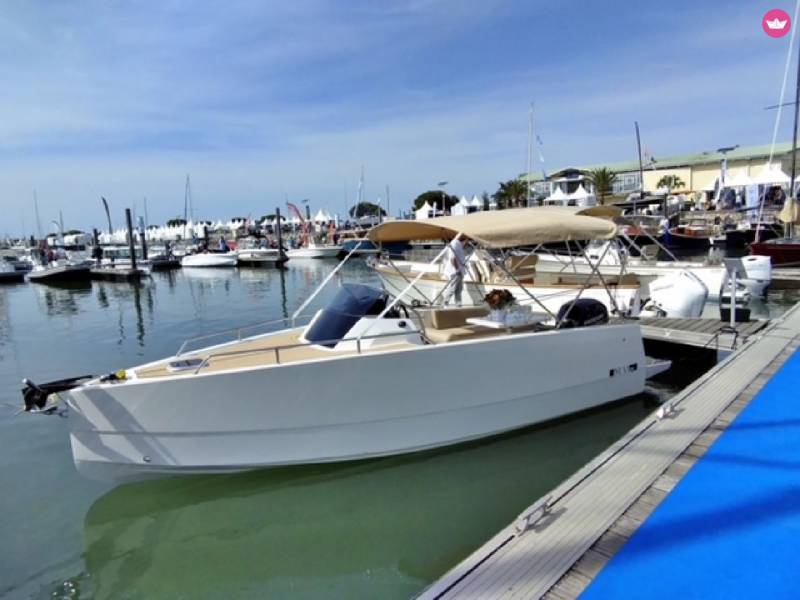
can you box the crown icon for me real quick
[766,18,788,30]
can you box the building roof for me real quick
[521,141,796,182]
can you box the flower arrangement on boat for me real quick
[484,288,516,310]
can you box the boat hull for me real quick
[534,254,770,299]
[750,239,800,267]
[0,270,25,283]
[236,249,288,266]
[286,247,342,259]
[27,264,92,283]
[181,252,238,267]
[65,323,646,482]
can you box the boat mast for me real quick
[183,174,190,240]
[790,34,800,238]
[635,121,644,214]
[33,190,43,240]
[527,103,534,207]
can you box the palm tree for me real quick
[586,168,617,204]
[493,179,528,208]
[656,174,685,194]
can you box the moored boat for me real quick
[21,207,668,483]
[286,242,342,259]
[181,251,238,267]
[27,260,92,284]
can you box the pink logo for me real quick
[763,8,791,38]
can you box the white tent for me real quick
[726,171,753,188]
[313,209,332,223]
[544,187,569,204]
[568,184,598,207]
[470,195,483,210]
[451,196,471,216]
[415,201,434,220]
[753,164,790,185]
[702,177,719,192]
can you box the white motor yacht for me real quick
[21,208,668,483]
[181,251,238,268]
[236,238,288,266]
[286,241,342,259]
[534,240,770,300]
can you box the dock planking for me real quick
[638,316,768,350]
[419,302,800,600]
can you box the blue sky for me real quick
[0,0,796,234]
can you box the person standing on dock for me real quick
[442,234,469,306]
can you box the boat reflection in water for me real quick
[80,396,654,599]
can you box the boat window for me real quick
[304,284,387,348]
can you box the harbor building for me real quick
[522,141,798,199]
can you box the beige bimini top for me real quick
[368,206,617,249]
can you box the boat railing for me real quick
[175,314,316,357]
[189,328,422,374]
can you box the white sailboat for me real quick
[21,208,670,483]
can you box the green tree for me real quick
[586,168,617,204]
[166,217,187,227]
[412,190,459,212]
[481,191,492,210]
[349,202,387,218]
[492,179,528,209]
[656,174,685,193]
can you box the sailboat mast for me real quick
[183,174,190,239]
[33,190,43,240]
[527,103,533,207]
[790,35,800,237]
[635,121,644,213]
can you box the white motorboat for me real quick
[0,261,25,284]
[286,242,342,259]
[181,251,238,268]
[22,207,668,483]
[534,240,771,300]
[236,239,288,266]
[27,260,92,284]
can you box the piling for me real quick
[275,207,286,264]
[125,208,137,271]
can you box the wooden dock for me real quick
[638,316,768,351]
[418,302,800,600]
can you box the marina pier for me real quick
[419,301,800,599]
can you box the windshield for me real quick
[304,284,386,348]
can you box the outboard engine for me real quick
[556,299,609,328]
[20,375,93,413]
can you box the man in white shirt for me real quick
[442,234,469,306]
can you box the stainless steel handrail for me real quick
[176,314,316,356]
[190,328,422,374]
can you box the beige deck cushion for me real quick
[430,306,488,329]
[423,325,499,344]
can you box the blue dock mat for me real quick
[581,348,800,599]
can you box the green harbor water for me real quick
[0,260,795,599]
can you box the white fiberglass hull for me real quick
[236,249,285,263]
[181,252,238,267]
[65,324,645,482]
[375,265,642,317]
[286,246,342,259]
[535,254,771,299]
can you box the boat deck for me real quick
[134,328,419,379]
[639,316,768,350]
[418,302,800,599]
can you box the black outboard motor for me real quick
[21,376,93,412]
[556,299,609,328]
